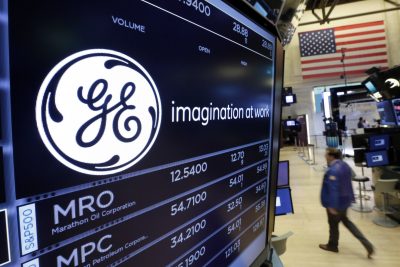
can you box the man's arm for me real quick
[327,167,340,211]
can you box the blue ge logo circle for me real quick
[36,49,162,175]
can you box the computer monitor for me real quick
[369,135,390,151]
[285,119,296,127]
[353,149,365,164]
[392,98,400,125]
[363,80,378,94]
[365,150,389,167]
[275,187,294,216]
[284,94,297,105]
[391,133,400,149]
[277,161,289,187]
[376,100,397,126]
[351,134,369,149]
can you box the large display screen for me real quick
[2,0,282,266]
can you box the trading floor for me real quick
[275,147,400,267]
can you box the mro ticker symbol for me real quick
[53,190,114,225]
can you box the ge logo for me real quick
[36,49,162,175]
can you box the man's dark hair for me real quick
[326,148,342,159]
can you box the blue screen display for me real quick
[277,161,289,187]
[365,150,389,167]
[275,188,293,215]
[392,98,400,125]
[376,100,397,125]
[369,135,390,151]
[364,80,377,94]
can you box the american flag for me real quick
[299,21,388,80]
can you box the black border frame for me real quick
[222,1,283,265]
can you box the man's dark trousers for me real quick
[327,209,373,252]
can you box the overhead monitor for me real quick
[275,188,294,216]
[363,66,400,100]
[277,161,289,187]
[4,0,283,266]
[369,135,390,151]
[248,0,284,24]
[365,150,389,167]
[363,80,378,94]
[284,94,297,105]
[376,100,397,126]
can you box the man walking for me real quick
[319,148,374,258]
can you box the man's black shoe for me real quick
[319,244,339,253]
[367,246,375,259]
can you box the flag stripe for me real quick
[302,62,389,76]
[333,21,384,31]
[302,59,388,71]
[303,57,387,69]
[341,44,386,53]
[303,70,370,79]
[336,36,386,46]
[335,32,385,43]
[301,52,387,64]
[302,60,389,74]
[336,40,386,50]
[303,61,389,74]
[303,66,390,79]
[334,25,385,35]
[301,47,386,62]
[335,29,385,39]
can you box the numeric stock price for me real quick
[252,217,265,233]
[257,162,267,174]
[225,239,241,259]
[178,0,211,16]
[171,162,208,183]
[229,174,244,188]
[255,182,267,194]
[255,199,266,213]
[258,143,268,156]
[171,191,207,216]
[175,246,206,267]
[227,217,242,235]
[231,150,245,165]
[171,219,207,248]
[227,196,243,213]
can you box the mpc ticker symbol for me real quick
[36,49,162,175]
